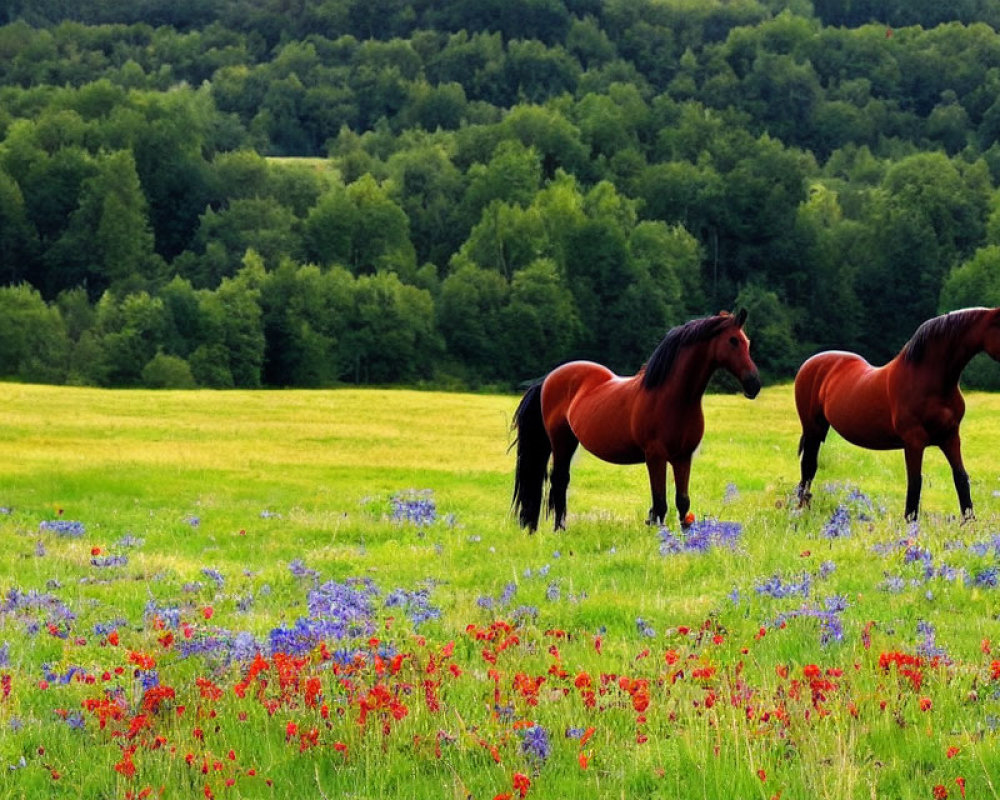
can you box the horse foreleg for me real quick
[645,453,668,526]
[903,443,925,522]
[672,457,692,530]
[940,433,974,521]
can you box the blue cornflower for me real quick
[545,581,560,602]
[499,582,518,606]
[916,620,948,660]
[520,724,551,765]
[755,572,811,599]
[511,605,539,623]
[636,617,655,638]
[202,568,225,588]
[63,711,85,730]
[973,567,999,588]
[91,555,128,568]
[143,600,180,629]
[39,520,85,537]
[879,575,906,593]
[384,587,442,629]
[139,670,160,690]
[821,505,851,539]
[289,559,320,580]
[390,489,437,526]
[659,519,742,556]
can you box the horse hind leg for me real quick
[548,424,579,531]
[797,417,829,508]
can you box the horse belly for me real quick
[566,388,646,464]
[821,371,902,450]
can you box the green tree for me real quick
[501,258,582,380]
[141,352,196,388]
[437,263,509,380]
[0,283,69,382]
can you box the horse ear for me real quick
[734,308,748,328]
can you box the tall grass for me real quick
[1,383,999,799]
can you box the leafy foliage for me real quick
[1,1,1000,386]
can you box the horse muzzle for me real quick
[741,372,761,399]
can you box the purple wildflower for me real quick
[520,724,551,765]
[289,559,320,581]
[659,519,742,555]
[91,554,128,568]
[384,587,441,628]
[755,572,812,599]
[390,489,437,527]
[201,568,225,588]
[636,617,655,638]
[821,505,851,539]
[39,520,85,537]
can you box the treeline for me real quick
[1,0,1000,389]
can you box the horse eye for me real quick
[729,336,739,346]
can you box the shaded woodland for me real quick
[2,0,1000,388]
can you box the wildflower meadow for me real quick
[2,383,1000,799]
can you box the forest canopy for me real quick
[2,0,1000,389]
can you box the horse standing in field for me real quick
[795,306,1000,521]
[512,310,761,532]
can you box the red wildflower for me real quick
[512,772,531,799]
[579,751,589,769]
[946,746,960,759]
[108,630,119,646]
[114,745,138,779]
[932,784,948,799]
[580,726,595,746]
[128,651,156,671]
[757,769,766,782]
[956,777,966,798]
[919,697,932,712]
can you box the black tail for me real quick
[511,382,551,532]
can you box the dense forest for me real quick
[2,0,1000,389]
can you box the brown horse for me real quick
[512,310,761,532]
[795,306,1000,521]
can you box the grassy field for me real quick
[1,383,1000,799]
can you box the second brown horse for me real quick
[795,306,1000,521]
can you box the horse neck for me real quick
[907,317,988,390]
[664,345,718,404]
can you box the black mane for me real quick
[641,314,735,390]
[901,308,988,364]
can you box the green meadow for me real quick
[1,383,1000,799]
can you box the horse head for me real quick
[714,309,761,398]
